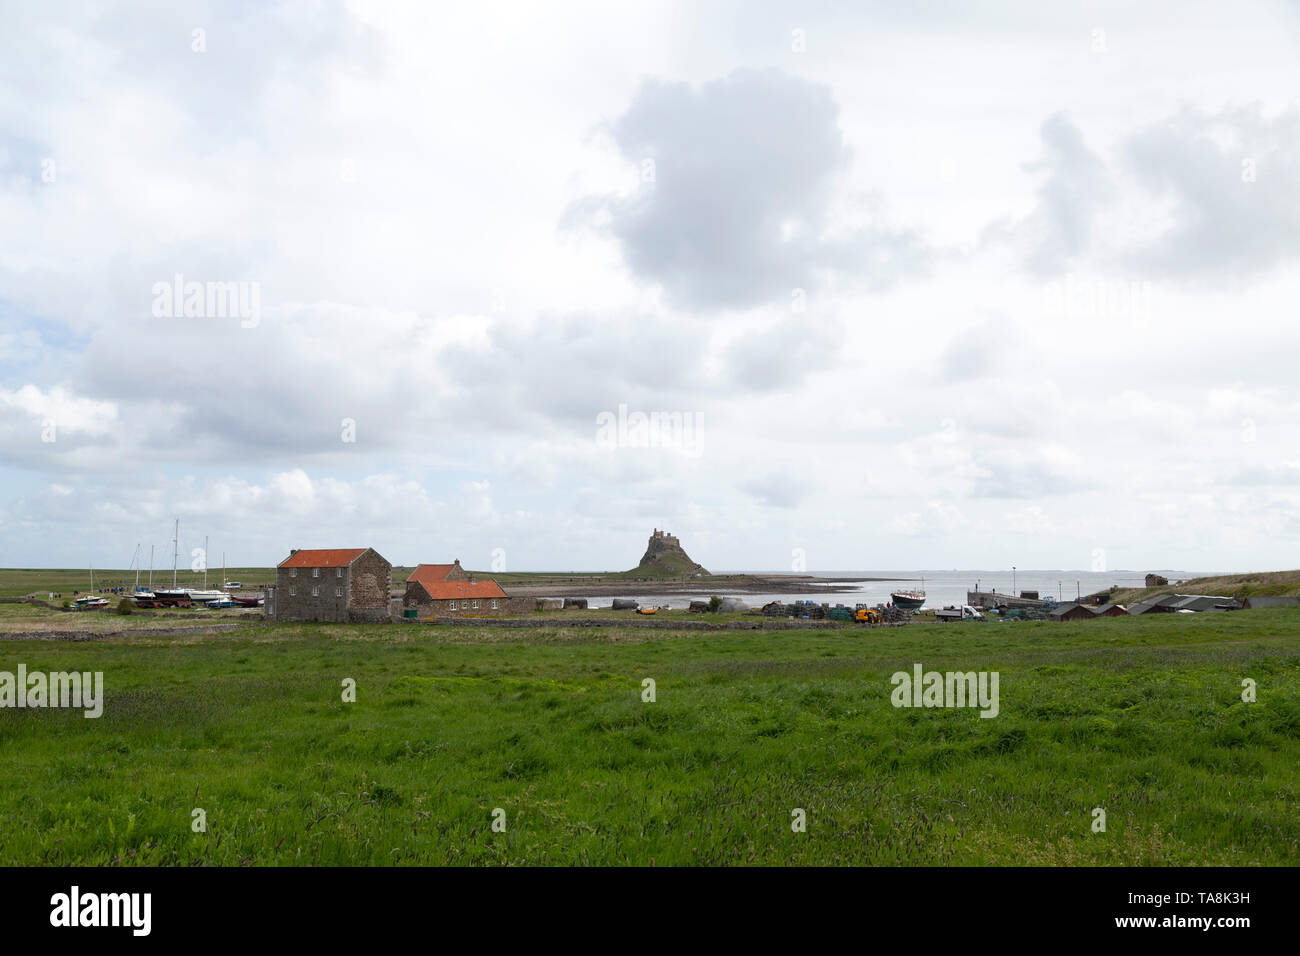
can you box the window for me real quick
[336,568,343,578]
[335,588,343,597]
[491,599,498,609]
[312,586,319,597]
[312,568,320,578]
[472,600,479,609]
[289,568,296,578]
[450,600,457,611]
[289,587,296,596]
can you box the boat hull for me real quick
[890,592,926,610]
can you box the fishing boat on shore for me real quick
[231,595,264,608]
[890,577,927,610]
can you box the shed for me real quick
[1128,600,1172,615]
[1243,596,1300,609]
[1094,603,1129,617]
[1049,603,1097,621]
[1170,594,1241,613]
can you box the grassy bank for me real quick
[1102,569,1300,606]
[0,610,1296,865]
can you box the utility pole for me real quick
[1012,566,1016,596]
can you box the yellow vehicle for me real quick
[637,606,658,615]
[854,606,882,625]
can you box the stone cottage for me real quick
[404,560,508,617]
[266,547,392,623]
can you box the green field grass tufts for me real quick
[0,609,1296,865]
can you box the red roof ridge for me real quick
[278,548,371,569]
[410,579,507,600]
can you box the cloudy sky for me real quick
[3,0,1300,573]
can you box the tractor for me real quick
[854,605,882,625]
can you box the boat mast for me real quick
[134,544,141,590]
[172,519,179,587]
[149,545,154,588]
[89,563,94,592]
[204,535,209,588]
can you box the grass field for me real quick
[0,608,1297,865]
[0,602,262,634]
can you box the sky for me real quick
[2,0,1300,574]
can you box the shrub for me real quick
[115,598,134,616]
[708,595,722,613]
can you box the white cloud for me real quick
[3,1,1300,570]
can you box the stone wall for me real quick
[348,549,392,613]
[274,563,351,622]
[409,594,510,618]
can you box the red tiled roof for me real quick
[278,548,369,569]
[411,579,506,600]
[408,564,458,586]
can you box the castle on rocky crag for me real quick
[636,529,708,576]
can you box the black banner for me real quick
[0,866,1279,943]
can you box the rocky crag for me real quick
[630,529,709,577]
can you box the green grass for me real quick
[0,610,1297,865]
[1102,568,1300,606]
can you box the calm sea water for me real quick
[582,569,1215,611]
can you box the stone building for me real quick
[403,560,508,617]
[266,547,392,623]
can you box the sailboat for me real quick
[131,544,154,599]
[186,536,230,604]
[76,565,110,609]
[152,520,190,602]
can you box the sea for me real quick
[579,569,1216,611]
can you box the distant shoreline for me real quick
[503,575,897,597]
